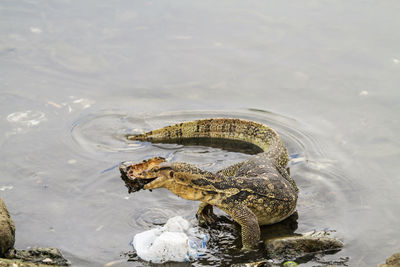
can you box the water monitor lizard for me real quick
[120,118,298,250]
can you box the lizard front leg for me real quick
[196,202,218,226]
[220,203,260,250]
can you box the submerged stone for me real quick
[0,197,15,257]
[0,258,53,267]
[14,247,69,266]
[264,230,343,259]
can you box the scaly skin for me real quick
[120,118,298,250]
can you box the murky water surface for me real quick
[1,1,399,266]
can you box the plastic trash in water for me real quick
[283,261,298,267]
[131,216,209,263]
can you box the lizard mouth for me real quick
[119,164,157,193]
[119,157,166,193]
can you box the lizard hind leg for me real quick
[220,204,261,250]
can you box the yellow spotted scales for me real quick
[120,118,298,250]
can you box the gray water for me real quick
[1,1,400,266]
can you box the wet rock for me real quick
[0,258,51,267]
[376,252,400,267]
[386,253,400,266]
[14,248,69,266]
[0,198,15,256]
[264,230,343,259]
[1,247,69,266]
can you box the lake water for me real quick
[1,1,399,266]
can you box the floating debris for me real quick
[7,110,46,126]
[30,27,42,34]
[47,101,63,108]
[0,185,13,191]
[72,98,95,109]
[283,261,298,267]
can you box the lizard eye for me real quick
[169,171,174,178]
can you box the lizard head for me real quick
[120,158,210,193]
[120,157,170,193]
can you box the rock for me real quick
[387,253,400,266]
[264,230,343,259]
[0,247,69,266]
[0,258,52,267]
[0,198,15,256]
[13,247,69,266]
[376,252,400,267]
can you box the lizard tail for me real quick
[128,118,288,166]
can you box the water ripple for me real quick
[71,113,150,153]
[128,207,178,229]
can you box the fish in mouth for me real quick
[119,157,166,193]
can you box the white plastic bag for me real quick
[132,216,209,263]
